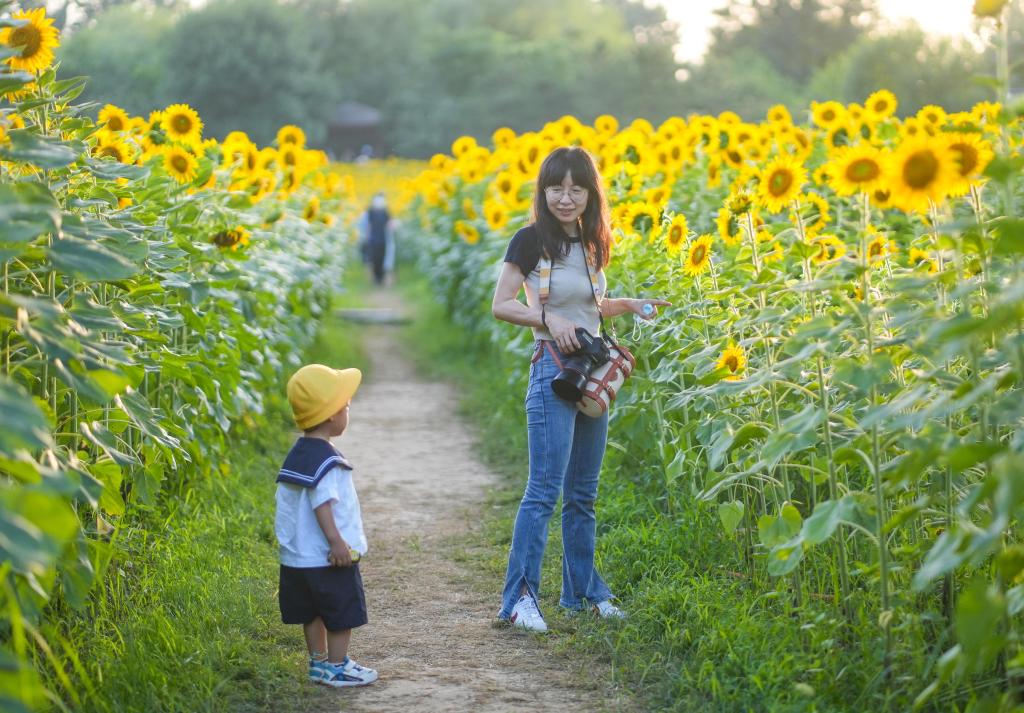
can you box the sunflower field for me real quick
[405,10,1024,709]
[0,4,354,709]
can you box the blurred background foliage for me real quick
[42,0,1024,156]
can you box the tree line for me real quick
[51,0,1013,157]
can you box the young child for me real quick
[275,363,378,687]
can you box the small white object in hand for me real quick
[641,303,655,316]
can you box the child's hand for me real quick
[328,539,352,567]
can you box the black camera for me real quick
[551,328,610,402]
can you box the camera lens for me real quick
[551,366,589,401]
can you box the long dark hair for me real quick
[531,147,612,269]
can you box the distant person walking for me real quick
[357,192,396,286]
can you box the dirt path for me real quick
[308,288,632,713]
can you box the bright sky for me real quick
[654,0,981,64]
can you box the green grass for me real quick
[51,275,369,713]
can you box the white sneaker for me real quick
[509,594,548,632]
[321,657,378,687]
[593,599,626,619]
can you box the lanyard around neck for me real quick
[536,243,613,339]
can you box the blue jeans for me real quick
[498,343,613,619]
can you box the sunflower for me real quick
[900,117,937,140]
[490,126,516,149]
[827,144,886,196]
[683,234,714,277]
[717,207,743,247]
[788,193,830,237]
[163,145,198,184]
[811,101,846,131]
[917,105,947,127]
[810,234,846,265]
[451,135,477,158]
[484,200,509,231]
[430,153,453,173]
[716,342,746,380]
[664,214,689,256]
[242,169,276,203]
[725,190,754,216]
[302,196,320,221]
[273,124,305,148]
[93,134,132,164]
[762,241,784,264]
[785,127,813,160]
[757,155,806,213]
[944,133,994,196]
[625,201,661,238]
[1,8,59,73]
[162,104,202,145]
[909,247,938,272]
[98,104,130,133]
[974,0,1009,18]
[767,104,792,125]
[721,142,746,170]
[864,90,897,122]
[885,135,959,212]
[222,136,257,172]
[971,101,1002,125]
[645,184,671,207]
[866,233,896,264]
[862,190,888,213]
[211,226,251,251]
[454,220,480,245]
[707,158,723,188]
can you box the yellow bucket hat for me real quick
[287,364,362,430]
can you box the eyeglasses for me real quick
[544,185,588,202]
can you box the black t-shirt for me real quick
[503,224,580,277]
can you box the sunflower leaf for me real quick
[0,130,83,169]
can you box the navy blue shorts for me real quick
[278,564,367,631]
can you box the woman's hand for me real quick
[626,298,672,321]
[545,312,582,353]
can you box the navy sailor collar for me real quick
[276,436,354,488]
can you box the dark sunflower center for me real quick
[903,150,939,189]
[822,109,836,122]
[869,241,883,257]
[171,155,189,172]
[768,169,793,197]
[99,145,122,161]
[10,25,41,58]
[873,99,888,113]
[632,214,652,232]
[847,158,880,183]
[172,114,192,134]
[950,143,978,177]
[725,355,738,372]
[691,244,707,264]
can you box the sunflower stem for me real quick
[861,191,891,672]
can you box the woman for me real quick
[492,146,669,631]
[357,192,396,286]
